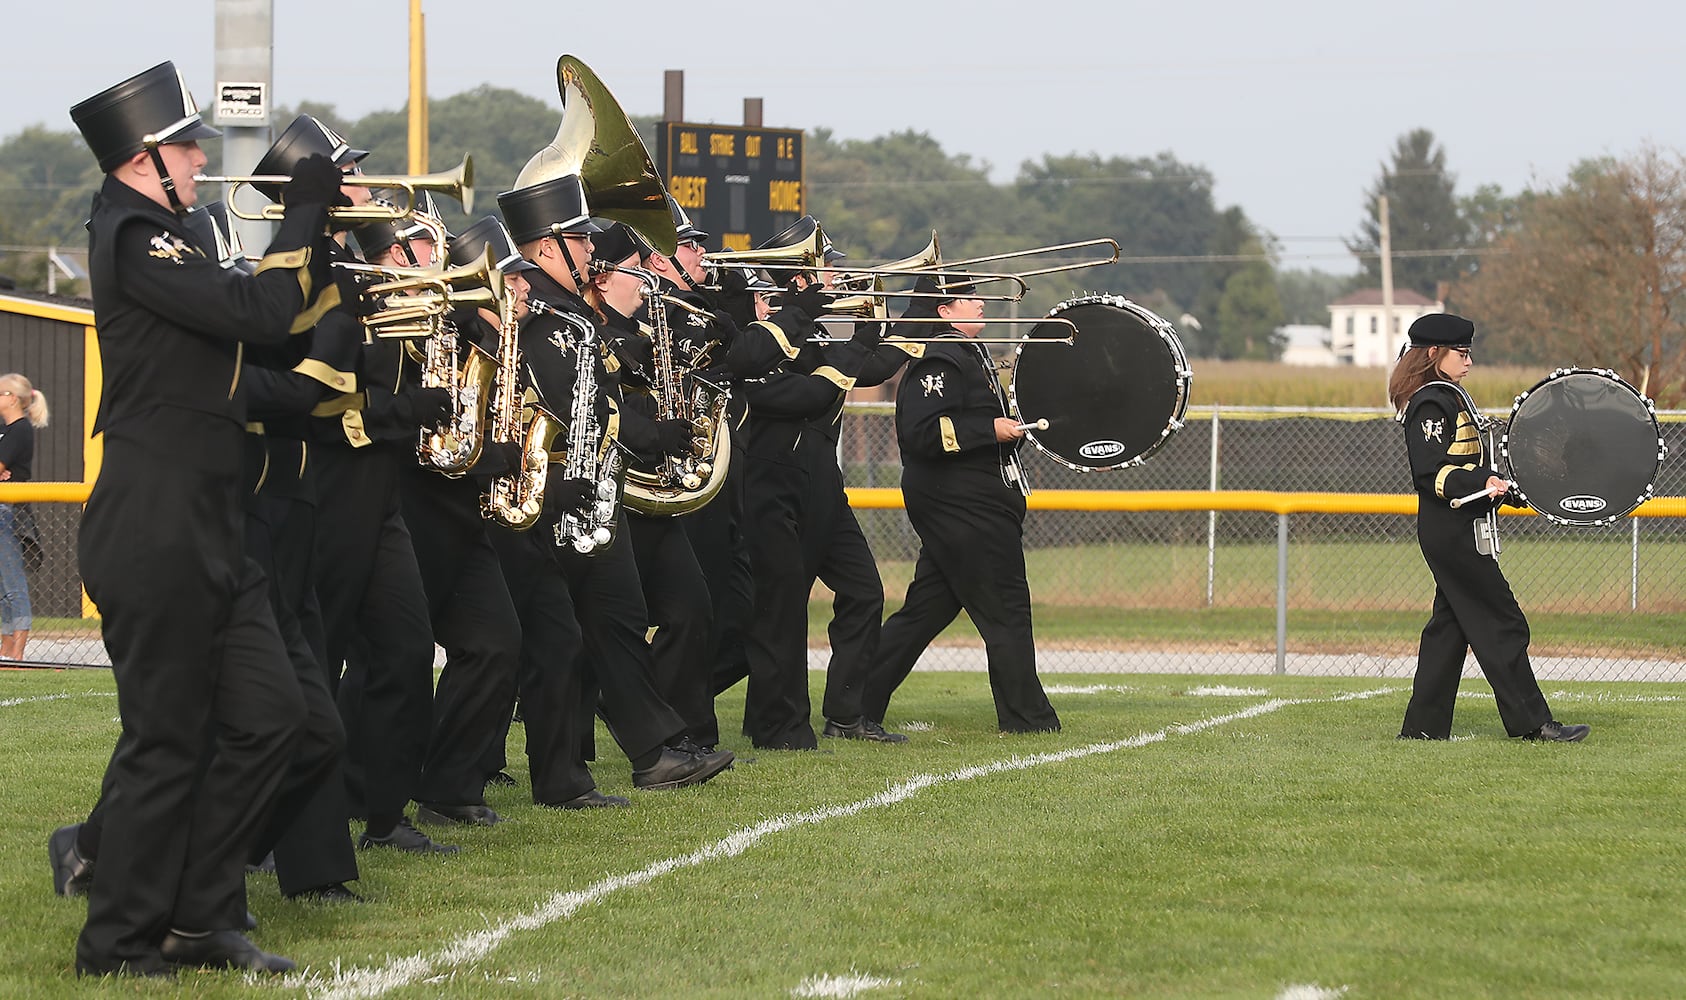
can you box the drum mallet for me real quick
[1449,480,1515,509]
[1014,419,1050,432]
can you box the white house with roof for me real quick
[1328,288,1442,367]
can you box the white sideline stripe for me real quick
[898,721,934,732]
[1187,685,1269,697]
[1045,683,1134,695]
[291,687,1400,1000]
[0,691,115,709]
[791,971,902,997]
[1458,689,1682,704]
[1277,985,1348,1000]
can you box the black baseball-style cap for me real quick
[70,61,222,172]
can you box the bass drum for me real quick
[1500,368,1667,526]
[1008,294,1191,471]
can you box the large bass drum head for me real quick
[1502,369,1664,525]
[1010,295,1191,471]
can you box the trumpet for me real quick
[194,155,475,221]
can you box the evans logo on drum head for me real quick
[1079,440,1127,460]
[1559,495,1608,514]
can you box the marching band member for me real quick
[497,174,733,793]
[862,275,1060,734]
[66,61,346,976]
[584,223,721,750]
[1388,314,1588,742]
[731,218,911,749]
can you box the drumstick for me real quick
[1449,481,1514,509]
[1014,419,1049,432]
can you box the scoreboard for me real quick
[656,122,805,251]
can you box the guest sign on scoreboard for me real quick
[657,123,805,251]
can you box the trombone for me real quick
[193,154,476,222]
[910,238,1121,280]
[806,317,1079,346]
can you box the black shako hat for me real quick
[667,194,709,244]
[70,61,222,172]
[448,215,539,275]
[497,174,600,244]
[591,221,648,268]
[899,272,978,322]
[353,190,448,259]
[756,214,842,260]
[1407,312,1474,349]
[251,115,369,202]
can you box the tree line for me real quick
[2,88,1681,401]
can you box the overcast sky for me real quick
[10,0,1684,275]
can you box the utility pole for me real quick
[212,0,275,252]
[1379,194,1395,361]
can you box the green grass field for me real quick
[4,667,1685,998]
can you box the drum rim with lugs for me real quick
[1008,293,1192,473]
[1499,366,1667,526]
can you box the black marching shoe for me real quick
[288,881,364,903]
[632,747,735,790]
[243,911,258,932]
[49,824,95,897]
[358,816,461,854]
[1524,720,1590,743]
[543,789,632,810]
[823,717,909,744]
[160,929,295,974]
[416,802,503,827]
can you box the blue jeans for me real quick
[0,504,32,633]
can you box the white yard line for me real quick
[293,687,1399,999]
[0,690,114,709]
[791,971,902,997]
[1186,685,1269,697]
[1044,683,1135,695]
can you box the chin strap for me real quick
[554,230,587,291]
[142,136,186,215]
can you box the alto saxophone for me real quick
[481,294,560,530]
[530,299,629,554]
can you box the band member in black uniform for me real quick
[197,195,365,901]
[381,214,528,828]
[66,61,347,976]
[637,202,758,749]
[342,207,524,831]
[734,218,914,749]
[589,222,721,749]
[861,275,1060,734]
[498,172,733,792]
[1387,313,1588,742]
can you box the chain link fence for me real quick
[836,402,1686,682]
[9,405,1685,680]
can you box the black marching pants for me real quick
[75,419,314,974]
[688,438,754,744]
[628,511,714,742]
[402,471,521,808]
[865,469,1058,733]
[489,525,595,804]
[314,444,435,829]
[1401,513,1551,739]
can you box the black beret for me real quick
[1407,312,1474,348]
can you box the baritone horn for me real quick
[195,154,476,222]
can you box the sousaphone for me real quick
[515,55,676,255]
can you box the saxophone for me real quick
[599,266,732,516]
[530,299,629,554]
[481,293,561,530]
[417,314,497,475]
